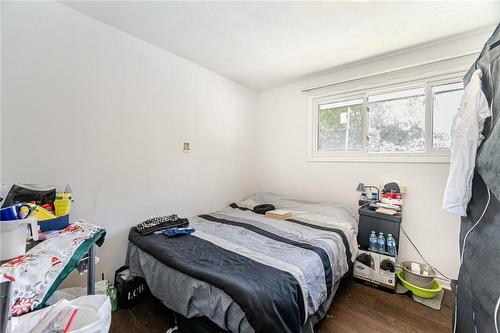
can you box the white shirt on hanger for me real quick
[442,69,491,217]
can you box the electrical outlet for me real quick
[183,142,190,152]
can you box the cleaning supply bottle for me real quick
[377,232,386,253]
[54,193,72,217]
[368,231,378,252]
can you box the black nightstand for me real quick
[353,206,402,290]
[357,206,401,254]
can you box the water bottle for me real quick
[387,234,397,256]
[377,232,386,253]
[368,231,378,251]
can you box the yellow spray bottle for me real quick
[54,193,72,217]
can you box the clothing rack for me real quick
[454,23,499,333]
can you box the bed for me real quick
[127,193,358,333]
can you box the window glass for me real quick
[311,78,464,159]
[318,99,363,151]
[432,82,464,148]
[367,88,426,152]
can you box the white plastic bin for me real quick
[11,295,111,333]
[0,217,38,260]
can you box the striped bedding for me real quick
[128,194,358,333]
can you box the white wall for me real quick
[255,31,492,285]
[1,2,257,285]
[1,0,492,288]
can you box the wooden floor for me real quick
[315,281,453,333]
[110,280,453,333]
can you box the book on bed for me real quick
[265,209,292,220]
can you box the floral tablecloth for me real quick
[0,220,105,316]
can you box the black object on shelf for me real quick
[1,184,56,208]
[357,206,401,254]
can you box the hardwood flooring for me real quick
[315,281,453,333]
[110,280,453,333]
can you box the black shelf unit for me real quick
[357,206,402,253]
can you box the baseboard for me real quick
[435,276,451,290]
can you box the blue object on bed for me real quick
[163,227,195,237]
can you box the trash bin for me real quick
[11,295,111,333]
[114,266,150,309]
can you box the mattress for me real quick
[127,193,358,333]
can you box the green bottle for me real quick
[106,282,118,311]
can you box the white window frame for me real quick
[307,73,465,163]
[428,77,465,152]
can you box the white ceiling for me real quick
[63,1,500,91]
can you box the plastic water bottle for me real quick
[387,234,397,256]
[368,231,378,251]
[377,232,386,253]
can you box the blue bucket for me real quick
[38,214,70,232]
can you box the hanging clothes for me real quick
[442,69,491,216]
[454,23,500,333]
[476,47,500,201]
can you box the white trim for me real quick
[302,55,472,94]
[424,83,433,153]
[319,98,363,110]
[435,275,452,290]
[307,70,465,99]
[299,25,492,91]
[307,64,466,163]
[308,152,451,164]
[362,95,369,154]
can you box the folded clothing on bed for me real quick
[135,215,189,235]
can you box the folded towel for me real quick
[135,215,189,235]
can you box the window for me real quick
[309,76,465,163]
[318,99,363,151]
[432,82,464,149]
[368,88,426,152]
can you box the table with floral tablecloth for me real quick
[0,220,105,316]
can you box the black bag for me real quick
[114,266,150,309]
[1,184,56,208]
[135,215,189,236]
[253,204,275,215]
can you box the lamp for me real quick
[355,183,380,201]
